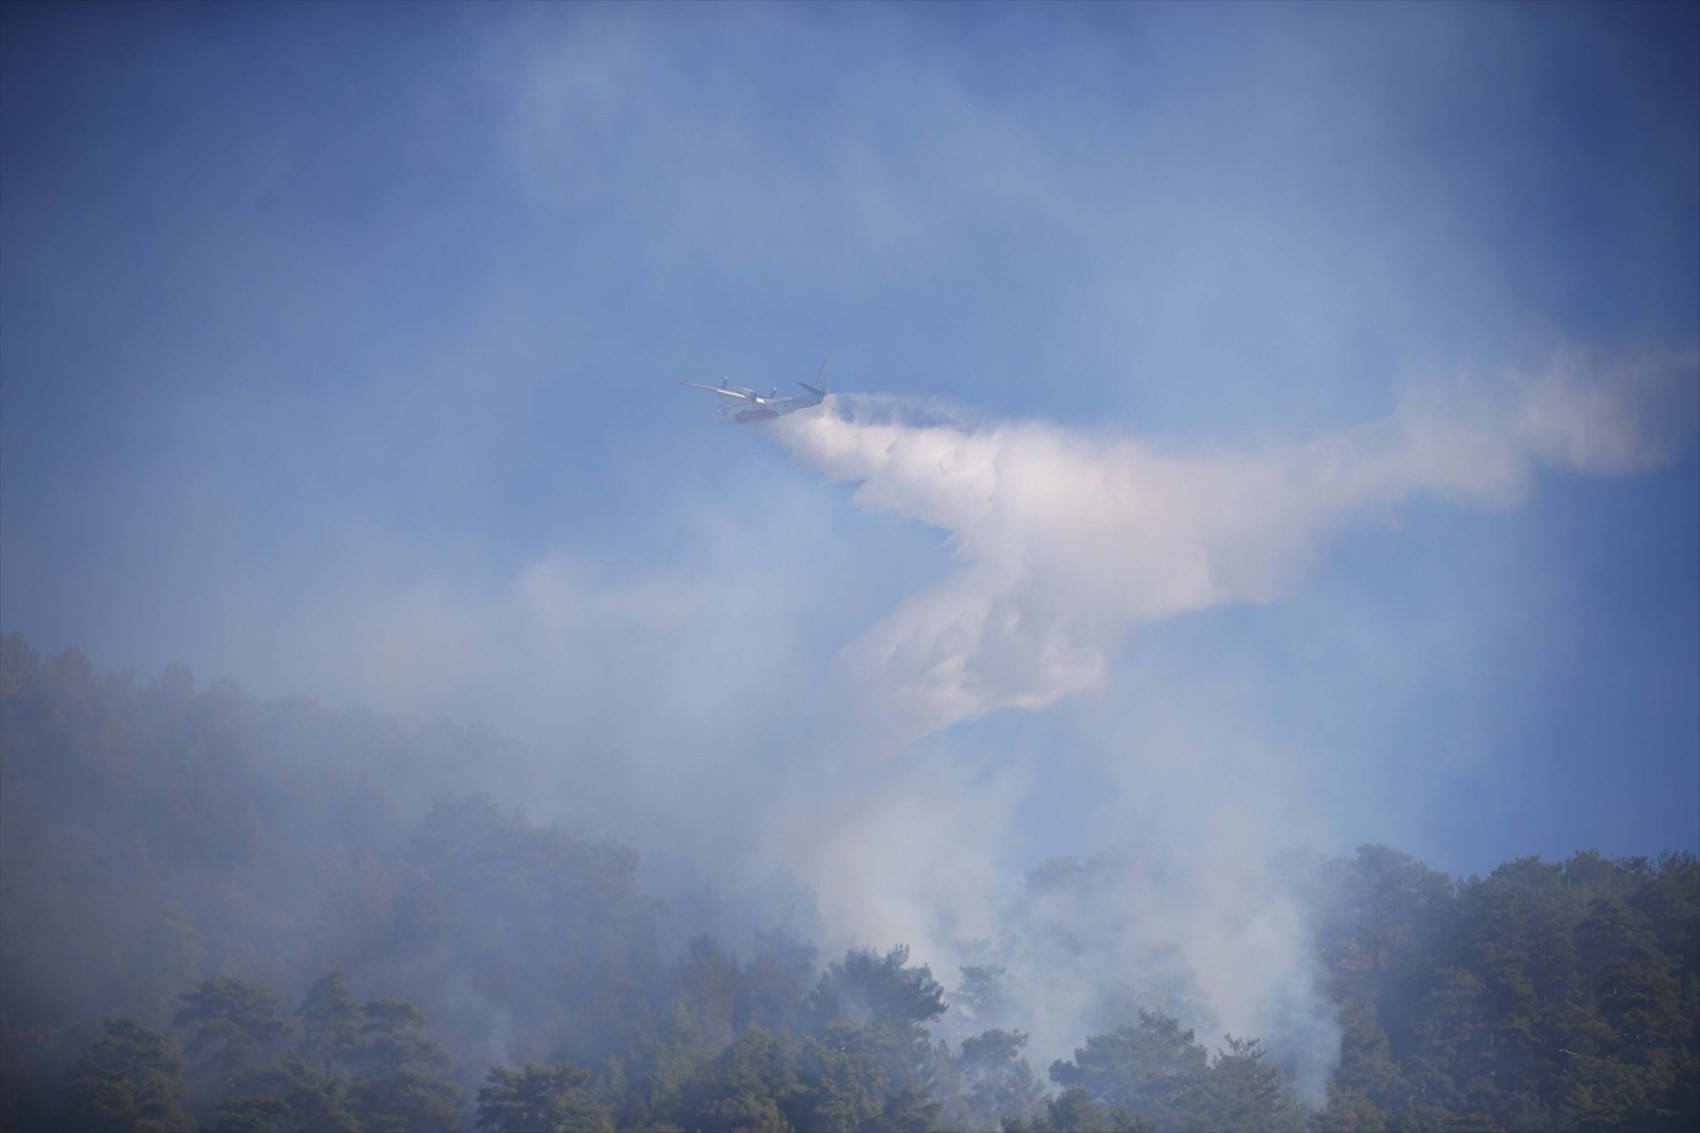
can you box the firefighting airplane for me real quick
[682,359,833,424]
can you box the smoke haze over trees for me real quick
[3,3,1698,1131]
[3,636,1695,1131]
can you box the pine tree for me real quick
[297,969,363,1077]
[175,976,290,1099]
[1199,1036,1304,1133]
[960,1029,1045,1128]
[59,1016,196,1133]
[476,1062,613,1133]
[1049,1011,1210,1130]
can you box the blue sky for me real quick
[3,0,1696,914]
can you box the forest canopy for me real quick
[1,634,1695,1131]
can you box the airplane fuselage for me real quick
[684,358,833,424]
[723,405,780,424]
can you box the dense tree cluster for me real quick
[2,635,1696,1130]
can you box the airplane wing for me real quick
[680,381,753,401]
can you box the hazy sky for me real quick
[3,0,1696,907]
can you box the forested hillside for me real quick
[2,634,1695,1131]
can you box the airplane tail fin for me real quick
[798,357,833,398]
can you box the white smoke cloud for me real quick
[750,346,1695,1099]
[764,750,1346,1098]
[768,348,1698,754]
[997,843,1340,1101]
